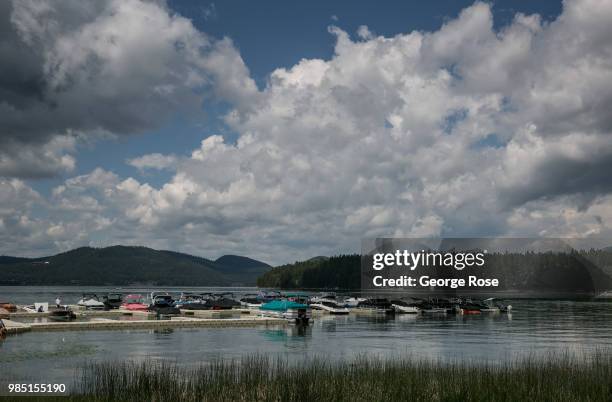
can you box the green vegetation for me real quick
[257,250,612,291]
[65,353,612,401]
[257,255,360,289]
[0,246,269,286]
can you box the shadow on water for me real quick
[152,328,174,336]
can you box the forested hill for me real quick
[257,255,361,289]
[0,246,270,286]
[256,250,612,292]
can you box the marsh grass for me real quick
[70,352,612,402]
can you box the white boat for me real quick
[239,293,265,308]
[343,297,367,307]
[482,297,509,313]
[77,294,105,310]
[392,303,421,314]
[310,301,350,315]
[421,307,447,314]
[23,302,49,313]
[353,299,395,315]
[309,293,338,304]
[391,298,422,314]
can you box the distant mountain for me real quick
[0,246,270,286]
[216,255,271,270]
[212,255,271,284]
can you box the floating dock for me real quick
[1,308,287,336]
[2,319,31,335]
[29,317,285,332]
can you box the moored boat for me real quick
[309,292,339,304]
[343,296,367,308]
[421,306,448,314]
[419,299,449,314]
[355,298,394,315]
[240,291,282,308]
[0,302,17,313]
[120,294,148,311]
[310,300,350,315]
[77,294,106,310]
[391,298,422,314]
[239,293,264,308]
[102,293,123,309]
[260,299,311,324]
[23,302,49,313]
[210,293,241,310]
[148,292,181,315]
[486,298,512,313]
[175,293,211,310]
[49,308,77,321]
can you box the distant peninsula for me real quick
[257,250,612,293]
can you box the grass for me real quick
[12,352,607,401]
[48,352,612,402]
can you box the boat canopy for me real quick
[260,300,309,311]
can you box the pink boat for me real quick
[120,294,148,311]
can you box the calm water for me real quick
[2,286,612,391]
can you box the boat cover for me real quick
[260,300,308,311]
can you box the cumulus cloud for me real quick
[2,0,612,262]
[0,0,256,178]
[127,153,178,172]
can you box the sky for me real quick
[1,0,611,264]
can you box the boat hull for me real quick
[260,308,311,324]
[241,301,262,309]
[121,303,148,311]
[49,312,77,321]
[310,303,349,315]
[353,307,394,315]
[392,304,421,314]
[77,300,106,310]
[421,308,448,314]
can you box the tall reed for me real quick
[71,352,612,402]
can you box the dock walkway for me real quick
[2,319,31,335]
[1,309,286,336]
[26,316,285,332]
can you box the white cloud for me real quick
[2,0,612,263]
[127,153,178,172]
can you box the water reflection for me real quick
[260,325,312,348]
[152,328,174,336]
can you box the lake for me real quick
[2,286,612,391]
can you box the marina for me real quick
[1,289,517,336]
